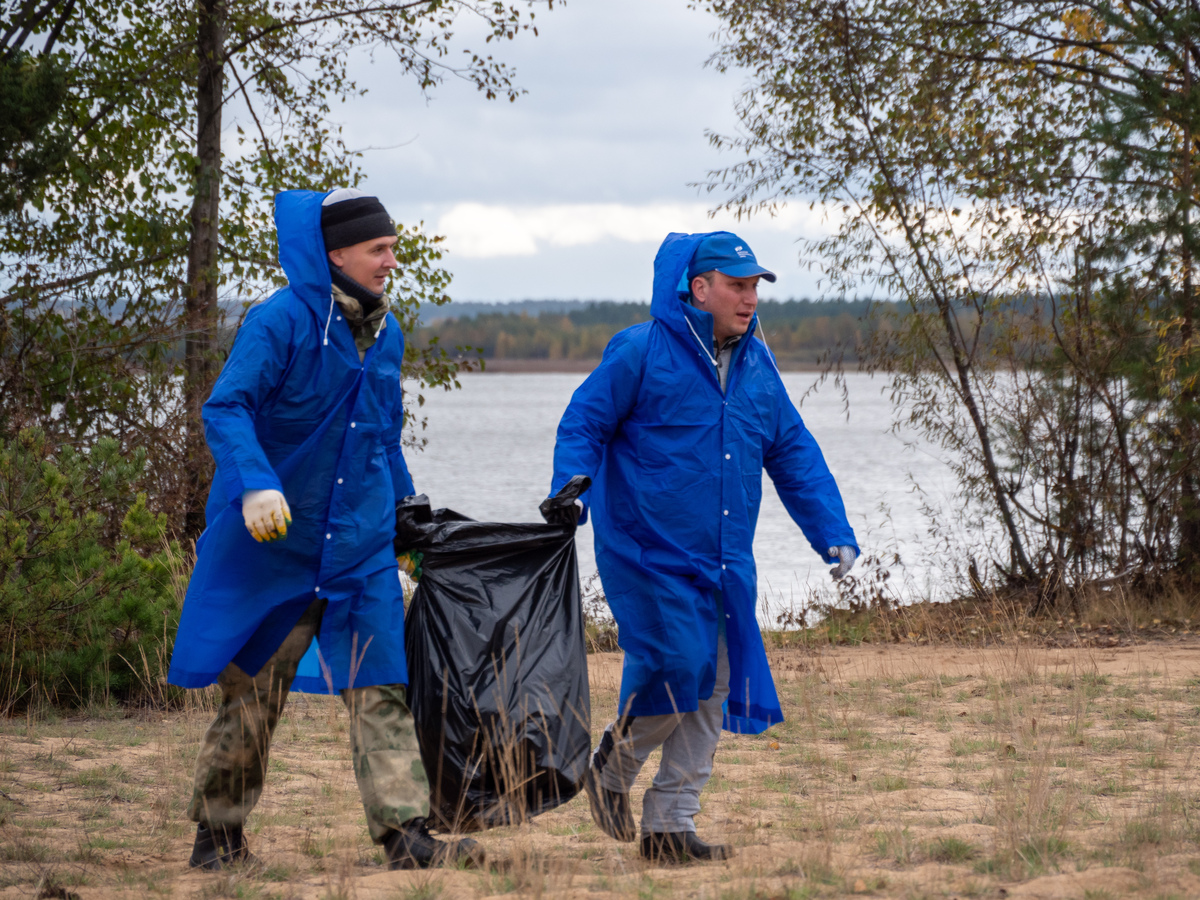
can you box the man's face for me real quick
[328,236,399,293]
[691,271,760,343]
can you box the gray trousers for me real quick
[598,626,730,833]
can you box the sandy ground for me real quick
[4,640,1200,899]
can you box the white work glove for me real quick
[828,545,857,580]
[242,489,292,543]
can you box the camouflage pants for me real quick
[187,598,430,843]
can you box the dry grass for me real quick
[777,575,1200,651]
[5,640,1200,898]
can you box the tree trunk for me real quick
[937,299,1038,585]
[1176,47,1200,577]
[183,0,225,540]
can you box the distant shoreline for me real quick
[466,358,832,374]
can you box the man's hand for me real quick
[243,489,292,543]
[397,550,424,581]
[828,545,857,580]
[540,497,584,527]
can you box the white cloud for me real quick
[436,201,835,259]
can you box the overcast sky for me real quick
[338,0,836,301]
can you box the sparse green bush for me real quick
[0,429,185,710]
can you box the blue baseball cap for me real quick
[687,233,777,284]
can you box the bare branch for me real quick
[0,249,182,306]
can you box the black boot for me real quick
[383,817,485,870]
[640,831,733,864]
[584,736,636,842]
[188,822,251,870]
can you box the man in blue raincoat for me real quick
[548,232,859,863]
[168,188,479,871]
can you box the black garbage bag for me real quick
[396,476,592,833]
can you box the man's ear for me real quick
[691,276,708,302]
[328,248,344,268]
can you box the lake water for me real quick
[404,371,964,623]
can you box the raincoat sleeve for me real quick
[384,339,415,502]
[762,370,859,563]
[202,303,293,502]
[550,329,645,524]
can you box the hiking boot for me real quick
[383,817,485,870]
[583,748,636,842]
[188,822,252,870]
[640,831,733,864]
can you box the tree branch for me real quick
[223,0,435,59]
[225,57,278,180]
[0,249,182,306]
[40,0,74,55]
[1,0,64,57]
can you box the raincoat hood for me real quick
[275,189,334,309]
[650,231,759,359]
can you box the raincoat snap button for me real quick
[721,564,727,570]
[326,533,331,540]
[723,509,729,515]
[315,586,321,593]
[350,422,356,428]
[337,478,343,484]
[725,454,731,460]
[337,316,342,321]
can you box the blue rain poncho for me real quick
[168,190,414,693]
[550,232,858,734]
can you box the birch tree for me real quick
[700,0,1199,594]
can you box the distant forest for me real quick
[413,299,886,366]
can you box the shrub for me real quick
[0,429,185,710]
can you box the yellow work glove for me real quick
[242,489,292,543]
[397,550,424,581]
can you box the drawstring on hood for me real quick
[323,295,335,346]
[685,315,718,367]
[753,316,783,379]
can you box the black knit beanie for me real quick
[321,189,395,251]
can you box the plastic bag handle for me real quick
[553,474,591,503]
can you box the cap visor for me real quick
[716,262,777,283]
